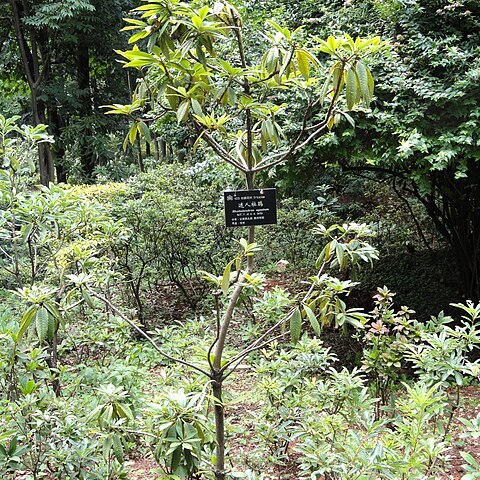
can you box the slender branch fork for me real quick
[190,60,344,178]
[219,263,326,375]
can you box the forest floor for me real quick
[127,366,480,480]
[11,278,480,480]
[125,278,480,480]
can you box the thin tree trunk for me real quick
[212,380,226,480]
[159,138,166,161]
[10,0,54,185]
[48,105,67,182]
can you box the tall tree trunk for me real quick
[32,88,54,184]
[416,165,480,301]
[444,183,480,300]
[152,133,160,161]
[159,138,166,161]
[10,0,54,185]
[48,105,67,183]
[212,379,226,480]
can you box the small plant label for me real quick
[224,188,277,227]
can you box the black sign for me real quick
[224,188,277,227]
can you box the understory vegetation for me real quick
[1,114,479,480]
[1,0,480,479]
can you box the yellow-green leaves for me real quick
[315,34,383,57]
[266,20,294,43]
[115,46,160,69]
[177,101,190,124]
[313,34,382,114]
[332,64,345,97]
[103,100,143,116]
[193,112,231,133]
[190,98,203,117]
[199,239,261,295]
[314,223,379,273]
[296,49,310,80]
[114,4,383,177]
[18,306,37,341]
[221,260,234,295]
[103,100,148,150]
[238,238,261,257]
[315,35,343,55]
[123,121,152,150]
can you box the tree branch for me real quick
[194,123,246,171]
[87,287,211,378]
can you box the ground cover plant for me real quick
[1,112,480,479]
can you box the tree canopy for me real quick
[1,0,135,182]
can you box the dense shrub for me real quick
[358,249,462,321]
[105,164,235,317]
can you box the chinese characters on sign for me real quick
[224,188,277,227]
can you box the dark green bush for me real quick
[358,249,462,321]
[109,164,236,319]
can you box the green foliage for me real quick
[108,164,235,315]
[110,0,383,186]
[254,338,449,479]
[405,302,480,388]
[253,287,293,327]
[239,0,480,299]
[254,338,338,457]
[360,286,420,410]
[2,0,136,180]
[252,300,480,479]
[0,384,114,479]
[460,413,480,480]
[145,388,215,479]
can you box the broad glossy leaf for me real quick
[138,121,152,142]
[18,306,37,340]
[346,68,358,110]
[35,306,49,342]
[221,260,234,295]
[82,289,95,309]
[356,61,370,104]
[128,123,138,145]
[304,305,321,336]
[177,101,190,124]
[296,49,310,80]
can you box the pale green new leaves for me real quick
[112,1,384,167]
[199,239,261,295]
[314,223,379,272]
